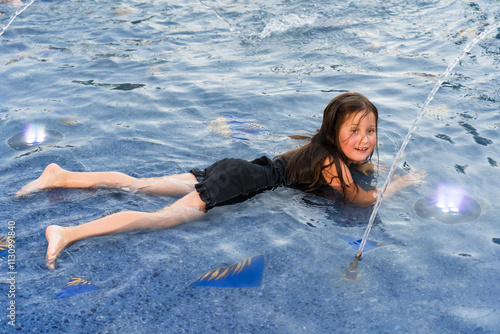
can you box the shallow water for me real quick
[1,0,499,333]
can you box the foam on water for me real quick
[259,13,319,38]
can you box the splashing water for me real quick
[259,14,319,39]
[197,0,251,43]
[356,21,500,258]
[0,0,36,37]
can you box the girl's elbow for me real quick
[349,191,377,207]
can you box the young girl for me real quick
[16,92,425,269]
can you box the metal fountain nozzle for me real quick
[343,255,360,281]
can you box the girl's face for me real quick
[338,110,377,163]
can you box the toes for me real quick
[46,258,56,270]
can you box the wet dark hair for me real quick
[283,92,378,200]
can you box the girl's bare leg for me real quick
[45,190,206,269]
[15,163,197,197]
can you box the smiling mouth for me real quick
[355,148,369,152]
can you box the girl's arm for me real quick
[322,160,426,207]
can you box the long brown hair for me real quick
[283,92,378,199]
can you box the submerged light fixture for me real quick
[414,183,481,224]
[7,123,63,151]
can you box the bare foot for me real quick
[15,163,64,197]
[45,225,71,270]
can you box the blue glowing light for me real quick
[24,123,47,145]
[435,184,465,215]
[7,125,63,151]
[414,184,481,224]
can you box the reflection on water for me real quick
[72,79,146,91]
[4,47,68,65]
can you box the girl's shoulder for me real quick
[322,156,354,187]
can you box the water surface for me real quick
[1,0,499,332]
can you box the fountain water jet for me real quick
[0,0,36,37]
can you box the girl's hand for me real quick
[381,170,427,200]
[392,170,427,189]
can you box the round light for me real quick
[7,125,63,151]
[414,193,481,224]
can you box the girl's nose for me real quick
[360,133,369,144]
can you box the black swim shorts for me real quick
[190,156,286,211]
